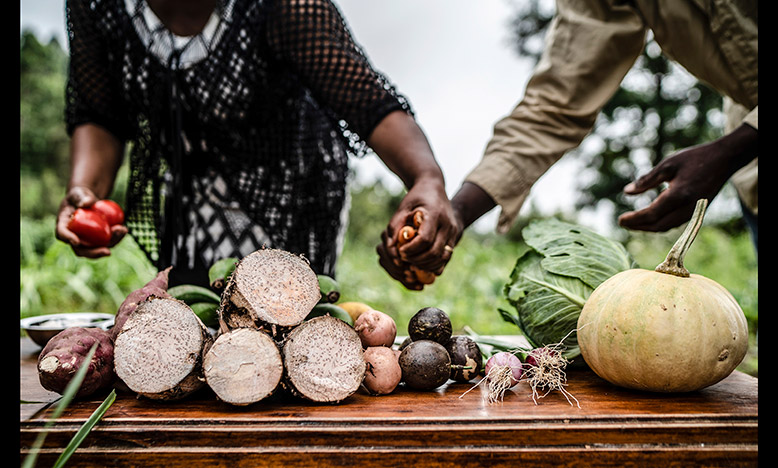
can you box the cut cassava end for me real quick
[282,315,366,403]
[220,248,321,333]
[114,296,213,400]
[203,328,284,406]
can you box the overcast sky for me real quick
[20,0,589,233]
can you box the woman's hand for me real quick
[56,186,127,258]
[376,177,459,290]
[366,110,461,290]
[56,124,127,258]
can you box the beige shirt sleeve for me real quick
[464,0,647,233]
[724,98,757,215]
[743,106,757,130]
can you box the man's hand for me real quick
[619,124,757,232]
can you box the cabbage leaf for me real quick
[502,219,636,359]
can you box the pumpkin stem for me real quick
[655,199,708,277]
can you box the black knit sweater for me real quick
[65,0,410,280]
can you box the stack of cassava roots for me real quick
[36,248,375,406]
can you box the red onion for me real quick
[485,351,523,387]
[525,347,560,368]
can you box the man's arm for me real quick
[454,0,647,233]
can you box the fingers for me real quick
[376,184,460,290]
[55,203,80,245]
[620,155,696,231]
[376,207,454,290]
[399,230,454,272]
[56,186,116,258]
[66,186,99,208]
[376,236,424,291]
[618,188,697,232]
[108,224,129,247]
[398,210,456,271]
[624,161,677,195]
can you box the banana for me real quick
[189,301,220,329]
[208,257,239,290]
[306,303,353,325]
[317,274,341,304]
[168,284,221,305]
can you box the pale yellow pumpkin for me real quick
[577,200,749,393]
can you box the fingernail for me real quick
[624,183,636,193]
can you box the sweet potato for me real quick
[37,327,115,398]
[35,268,173,398]
[112,267,172,340]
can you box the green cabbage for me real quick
[501,218,637,359]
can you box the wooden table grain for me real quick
[20,337,758,467]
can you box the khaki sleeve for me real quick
[743,106,757,130]
[723,98,758,215]
[465,0,647,232]
[724,98,757,132]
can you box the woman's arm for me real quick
[266,0,457,288]
[56,124,127,258]
[368,110,458,288]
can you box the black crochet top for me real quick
[65,0,411,277]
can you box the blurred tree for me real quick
[505,0,740,233]
[20,29,69,176]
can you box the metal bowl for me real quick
[20,313,115,348]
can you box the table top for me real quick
[20,337,758,467]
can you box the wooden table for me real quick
[20,337,758,467]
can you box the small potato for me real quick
[363,346,402,395]
[354,309,397,348]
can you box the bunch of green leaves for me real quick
[501,218,636,359]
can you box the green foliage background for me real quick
[19,29,757,376]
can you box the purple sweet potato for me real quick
[111,267,172,340]
[37,327,115,398]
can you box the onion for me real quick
[525,347,560,368]
[522,345,579,408]
[483,352,523,404]
[485,352,523,385]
